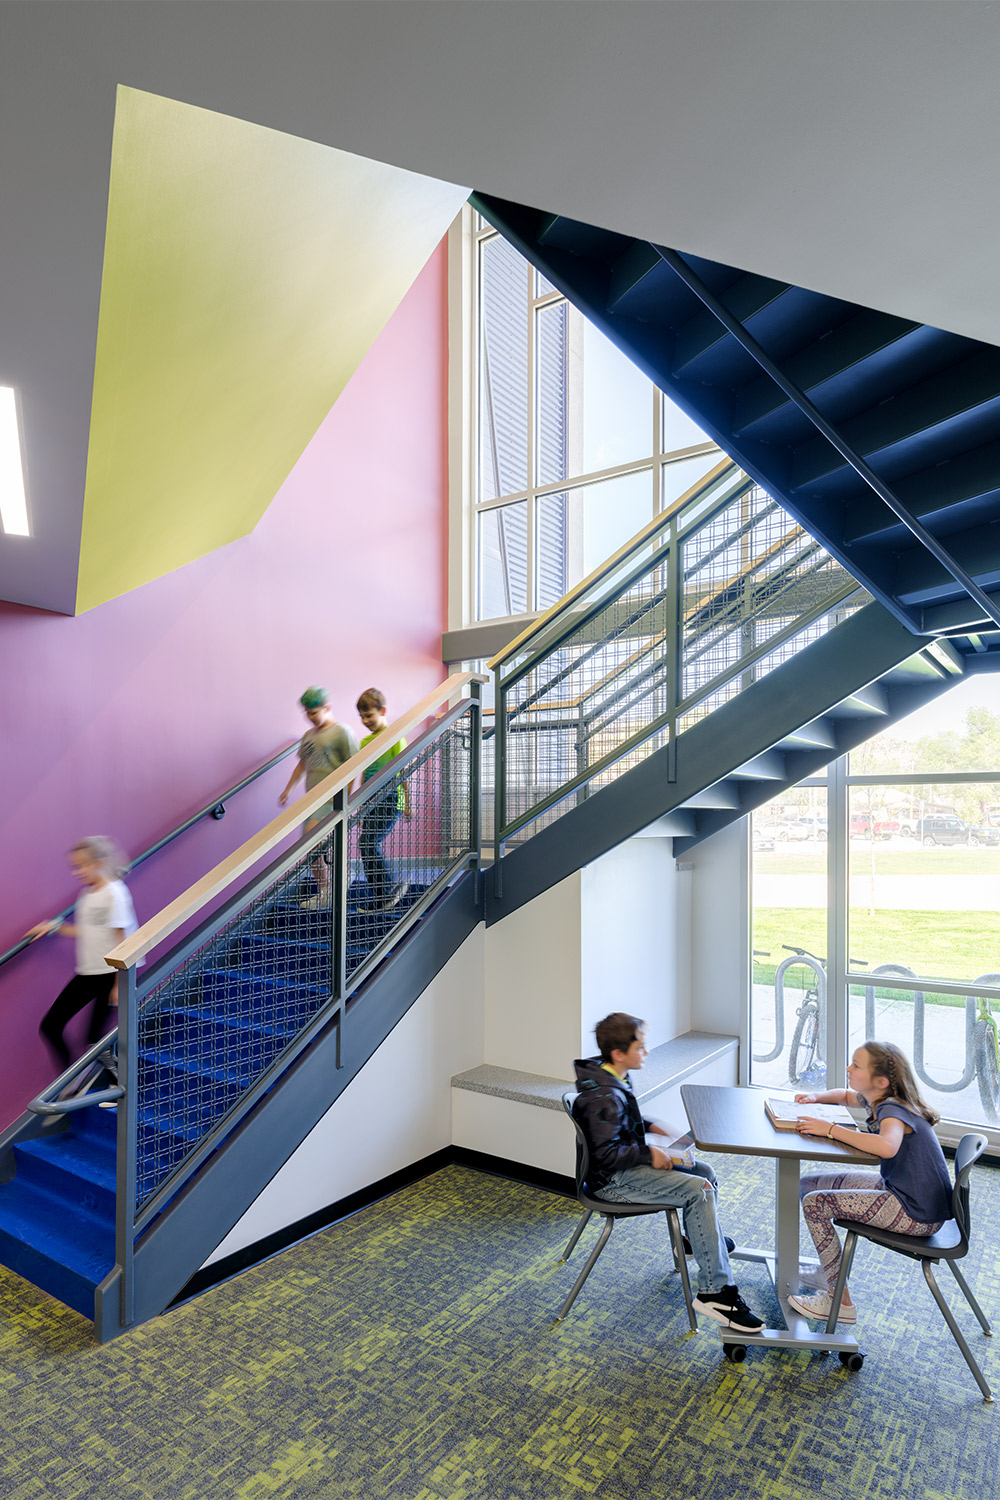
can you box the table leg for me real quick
[719,1155,860,1354]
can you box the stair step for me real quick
[732,314,942,437]
[0,1180,114,1318]
[828,683,890,717]
[679,783,742,812]
[14,1132,116,1220]
[842,437,1000,545]
[790,348,1000,493]
[775,717,838,751]
[672,271,793,377]
[730,751,786,781]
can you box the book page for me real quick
[765,1098,854,1128]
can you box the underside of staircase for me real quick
[472,192,1000,639]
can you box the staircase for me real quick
[4,286,1000,1334]
[471,192,1000,638]
[0,680,483,1338]
[485,460,1000,918]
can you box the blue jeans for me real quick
[359,799,401,905]
[597,1159,733,1294]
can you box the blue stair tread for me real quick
[0,1180,114,1312]
[16,1134,116,1200]
[138,1043,252,1089]
[157,1001,317,1039]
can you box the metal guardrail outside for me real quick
[490,461,868,850]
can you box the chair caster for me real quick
[723,1343,747,1363]
[839,1351,864,1372]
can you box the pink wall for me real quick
[0,243,450,1126]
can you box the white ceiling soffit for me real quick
[8,0,1000,341]
[3,0,1000,610]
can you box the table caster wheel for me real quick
[839,1351,864,1372]
[724,1343,747,1363]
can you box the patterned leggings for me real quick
[800,1169,941,1292]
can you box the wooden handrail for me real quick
[106,672,486,971]
[487,456,741,670]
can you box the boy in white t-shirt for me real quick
[27,836,138,1075]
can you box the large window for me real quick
[473,213,720,621]
[750,677,1000,1139]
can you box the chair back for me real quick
[951,1132,988,1246]
[561,1088,592,1199]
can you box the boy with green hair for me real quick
[279,687,358,910]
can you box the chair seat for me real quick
[834,1215,963,1260]
[578,1185,668,1217]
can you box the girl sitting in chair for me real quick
[790,1040,954,1324]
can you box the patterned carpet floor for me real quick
[0,1155,997,1500]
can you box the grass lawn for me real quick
[752,907,1000,996]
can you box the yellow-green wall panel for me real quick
[77,86,467,613]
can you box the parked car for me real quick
[795,815,828,841]
[916,815,973,847]
[969,823,1000,848]
[752,828,775,852]
[776,819,811,841]
[850,811,899,840]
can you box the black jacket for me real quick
[573,1056,652,1191]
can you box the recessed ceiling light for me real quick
[0,386,29,536]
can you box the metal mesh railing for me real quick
[134,831,338,1209]
[346,715,474,981]
[494,465,866,844]
[127,695,481,1216]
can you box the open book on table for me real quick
[765,1098,855,1132]
[645,1131,696,1168]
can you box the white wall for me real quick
[580,836,687,1051]
[687,820,749,1050]
[205,921,486,1265]
[483,870,581,1078]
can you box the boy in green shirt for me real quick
[356,687,410,912]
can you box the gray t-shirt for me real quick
[297,721,357,791]
[867,1099,953,1225]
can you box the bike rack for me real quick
[754,951,826,1067]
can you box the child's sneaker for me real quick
[300,893,326,911]
[380,881,409,911]
[692,1285,765,1333]
[787,1290,856,1324]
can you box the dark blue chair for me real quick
[557,1088,696,1329]
[828,1131,993,1400]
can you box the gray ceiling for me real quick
[3,0,1000,611]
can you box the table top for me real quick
[681,1083,879,1164]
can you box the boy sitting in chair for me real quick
[574,1012,765,1333]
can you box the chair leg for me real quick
[825,1231,859,1335]
[561,1209,592,1265]
[922,1261,993,1402]
[555,1215,615,1322]
[946,1259,993,1336]
[664,1209,697,1333]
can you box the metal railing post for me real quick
[333,790,348,1068]
[666,516,681,782]
[116,962,138,1329]
[469,684,483,899]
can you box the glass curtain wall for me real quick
[750,678,1000,1138]
[473,213,721,621]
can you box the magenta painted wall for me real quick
[0,243,450,1126]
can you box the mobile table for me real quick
[680,1083,878,1362]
